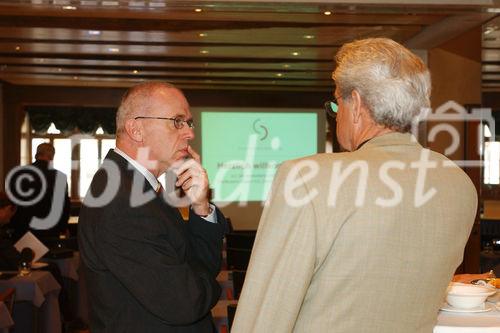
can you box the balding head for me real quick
[35,143,55,161]
[116,82,180,137]
[114,81,194,175]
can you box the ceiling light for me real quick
[200,50,209,54]
[303,35,315,39]
[291,51,300,56]
[62,5,77,10]
[73,76,78,80]
[15,46,20,51]
[47,123,61,135]
[133,70,139,74]
[88,30,101,36]
[95,127,104,135]
[324,11,332,15]
[149,2,165,7]
[194,8,202,12]
[283,64,290,68]
[57,68,62,72]
[108,47,120,52]
[199,33,207,37]
[276,73,283,77]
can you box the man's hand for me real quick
[174,146,211,216]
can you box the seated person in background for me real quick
[0,192,22,270]
[7,143,71,243]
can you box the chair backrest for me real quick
[0,287,15,314]
[225,232,256,250]
[231,270,246,299]
[226,248,251,270]
[227,303,237,333]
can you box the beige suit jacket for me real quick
[232,132,477,333]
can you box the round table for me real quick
[435,303,500,333]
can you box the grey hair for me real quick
[115,81,176,136]
[333,38,431,132]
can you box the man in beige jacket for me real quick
[232,38,478,332]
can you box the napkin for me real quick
[14,231,49,263]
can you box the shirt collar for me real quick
[114,147,161,191]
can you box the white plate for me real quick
[440,303,494,313]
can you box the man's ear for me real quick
[125,118,143,142]
[351,90,363,124]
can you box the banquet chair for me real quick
[0,288,15,316]
[226,248,251,271]
[231,270,246,300]
[227,303,237,333]
[225,233,256,250]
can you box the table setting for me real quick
[435,276,500,332]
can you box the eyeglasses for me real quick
[134,116,195,129]
[324,96,341,119]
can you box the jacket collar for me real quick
[357,132,420,151]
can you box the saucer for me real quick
[440,303,494,313]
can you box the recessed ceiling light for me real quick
[108,47,120,52]
[194,8,202,12]
[129,1,145,6]
[303,35,315,39]
[15,46,20,51]
[57,68,62,72]
[199,33,207,37]
[283,64,290,68]
[200,50,209,54]
[292,51,300,56]
[149,2,165,7]
[73,76,78,80]
[88,30,101,36]
[62,5,77,10]
[133,70,139,74]
[276,73,283,77]
[324,11,332,15]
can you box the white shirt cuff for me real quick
[196,203,217,223]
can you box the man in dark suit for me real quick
[78,82,226,332]
[7,143,71,242]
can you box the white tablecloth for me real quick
[435,304,500,333]
[0,301,13,332]
[0,270,61,333]
[42,252,80,281]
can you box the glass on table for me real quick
[17,261,31,277]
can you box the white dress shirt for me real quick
[114,148,216,223]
